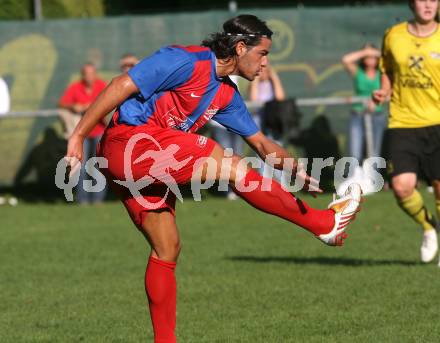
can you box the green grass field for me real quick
[1,190,440,342]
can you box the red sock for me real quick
[145,256,177,343]
[232,169,335,236]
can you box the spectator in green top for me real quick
[342,44,386,162]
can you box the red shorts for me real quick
[98,123,216,229]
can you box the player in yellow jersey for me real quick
[374,0,440,264]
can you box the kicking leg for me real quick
[194,144,361,246]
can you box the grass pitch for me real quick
[1,190,439,342]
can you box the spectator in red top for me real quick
[58,63,107,204]
[58,63,107,138]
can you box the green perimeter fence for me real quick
[0,5,409,186]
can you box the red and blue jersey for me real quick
[114,45,259,137]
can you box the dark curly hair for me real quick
[202,14,273,60]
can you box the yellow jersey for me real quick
[380,22,440,128]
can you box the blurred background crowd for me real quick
[0,0,408,204]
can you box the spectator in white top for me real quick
[248,60,285,128]
[248,61,286,184]
[0,77,10,115]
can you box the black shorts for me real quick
[386,125,440,182]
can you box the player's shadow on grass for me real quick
[227,256,421,267]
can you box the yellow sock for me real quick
[398,190,436,232]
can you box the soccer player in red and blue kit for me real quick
[66,15,362,342]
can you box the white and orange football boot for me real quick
[318,183,362,246]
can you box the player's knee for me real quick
[229,155,249,183]
[140,210,181,261]
[173,240,182,257]
[392,180,414,199]
[156,239,181,261]
[165,240,181,260]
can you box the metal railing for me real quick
[0,96,370,118]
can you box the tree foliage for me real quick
[0,0,32,20]
[0,0,406,20]
[0,0,104,20]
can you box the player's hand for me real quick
[295,162,323,198]
[372,89,388,105]
[65,133,84,177]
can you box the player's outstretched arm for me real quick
[244,131,322,195]
[65,74,138,166]
[245,131,291,169]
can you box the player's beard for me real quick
[237,62,258,81]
